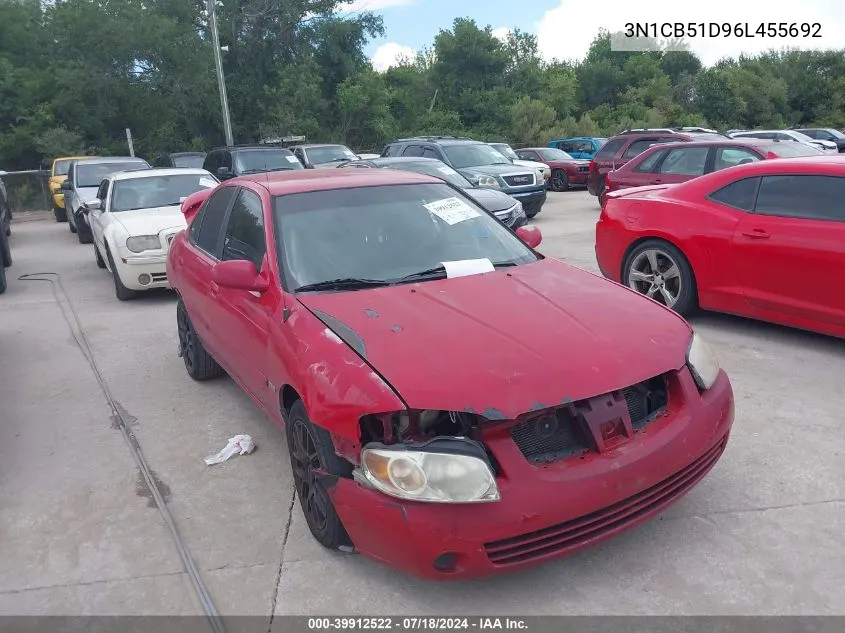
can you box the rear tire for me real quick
[176,298,224,380]
[77,220,92,244]
[54,205,68,222]
[622,239,697,316]
[0,227,11,267]
[69,213,78,234]
[0,260,6,295]
[286,400,353,550]
[595,176,606,205]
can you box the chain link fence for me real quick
[1,170,52,213]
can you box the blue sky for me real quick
[339,0,845,71]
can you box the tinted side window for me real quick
[624,138,676,159]
[659,147,709,176]
[575,141,594,153]
[192,186,237,256]
[222,189,266,268]
[633,150,667,173]
[714,147,762,171]
[422,147,440,159]
[383,144,401,157]
[203,152,218,173]
[594,138,626,159]
[403,145,425,157]
[96,180,110,200]
[559,141,576,153]
[755,175,845,222]
[707,176,760,211]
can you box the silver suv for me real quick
[61,156,151,243]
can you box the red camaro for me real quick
[602,139,823,206]
[596,156,845,339]
[168,169,734,579]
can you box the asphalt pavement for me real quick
[1,192,843,619]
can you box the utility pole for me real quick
[207,0,234,146]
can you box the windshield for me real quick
[789,131,816,142]
[234,149,304,174]
[387,161,472,188]
[825,129,845,140]
[537,148,574,161]
[54,159,75,176]
[443,144,512,169]
[760,143,822,157]
[275,183,538,291]
[306,145,358,165]
[77,162,148,188]
[490,144,518,160]
[111,173,218,212]
[172,154,206,168]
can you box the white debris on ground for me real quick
[204,434,256,465]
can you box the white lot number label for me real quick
[424,197,481,225]
[286,155,300,163]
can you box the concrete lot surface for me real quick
[1,192,843,620]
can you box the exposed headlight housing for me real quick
[126,235,162,253]
[509,201,525,219]
[475,174,501,189]
[359,439,500,504]
[686,331,720,390]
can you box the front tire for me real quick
[286,400,353,550]
[106,248,137,301]
[69,212,78,234]
[622,239,697,316]
[77,219,92,244]
[176,298,224,380]
[0,227,11,267]
[550,169,569,192]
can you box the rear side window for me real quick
[192,186,237,256]
[714,147,762,170]
[659,147,709,176]
[633,150,667,173]
[223,189,266,268]
[383,144,402,157]
[422,147,440,159]
[755,175,845,222]
[623,138,677,159]
[594,138,625,159]
[707,176,760,211]
[402,145,425,157]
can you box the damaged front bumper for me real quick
[327,367,734,580]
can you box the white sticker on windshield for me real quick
[286,155,300,163]
[199,177,217,188]
[437,166,457,175]
[442,258,494,279]
[423,197,481,225]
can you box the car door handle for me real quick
[741,229,771,240]
[210,281,220,295]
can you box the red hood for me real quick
[296,258,692,420]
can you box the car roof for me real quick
[54,155,89,162]
[110,167,210,181]
[292,143,349,149]
[638,139,775,149]
[169,151,206,157]
[72,156,149,166]
[390,136,480,146]
[238,165,440,196]
[210,145,293,152]
[364,157,441,164]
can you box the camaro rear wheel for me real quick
[176,298,224,380]
[623,240,697,315]
[550,169,569,192]
[286,400,353,550]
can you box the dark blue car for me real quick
[548,137,607,160]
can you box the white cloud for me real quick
[372,42,417,71]
[536,0,845,66]
[343,0,417,12]
[492,27,511,43]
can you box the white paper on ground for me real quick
[442,258,494,279]
[423,197,481,225]
[204,434,256,466]
[199,177,217,188]
[286,155,300,163]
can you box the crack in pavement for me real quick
[666,496,845,522]
[0,570,188,596]
[266,489,297,632]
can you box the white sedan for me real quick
[85,168,218,300]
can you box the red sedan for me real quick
[515,147,590,191]
[168,169,734,579]
[596,156,845,339]
[602,139,823,206]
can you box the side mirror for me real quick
[61,180,73,191]
[85,199,102,212]
[516,225,542,249]
[216,166,233,180]
[212,259,269,292]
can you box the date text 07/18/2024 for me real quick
[623,22,822,39]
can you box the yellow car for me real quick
[50,156,90,222]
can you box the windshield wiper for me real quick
[394,261,517,284]
[295,277,390,292]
